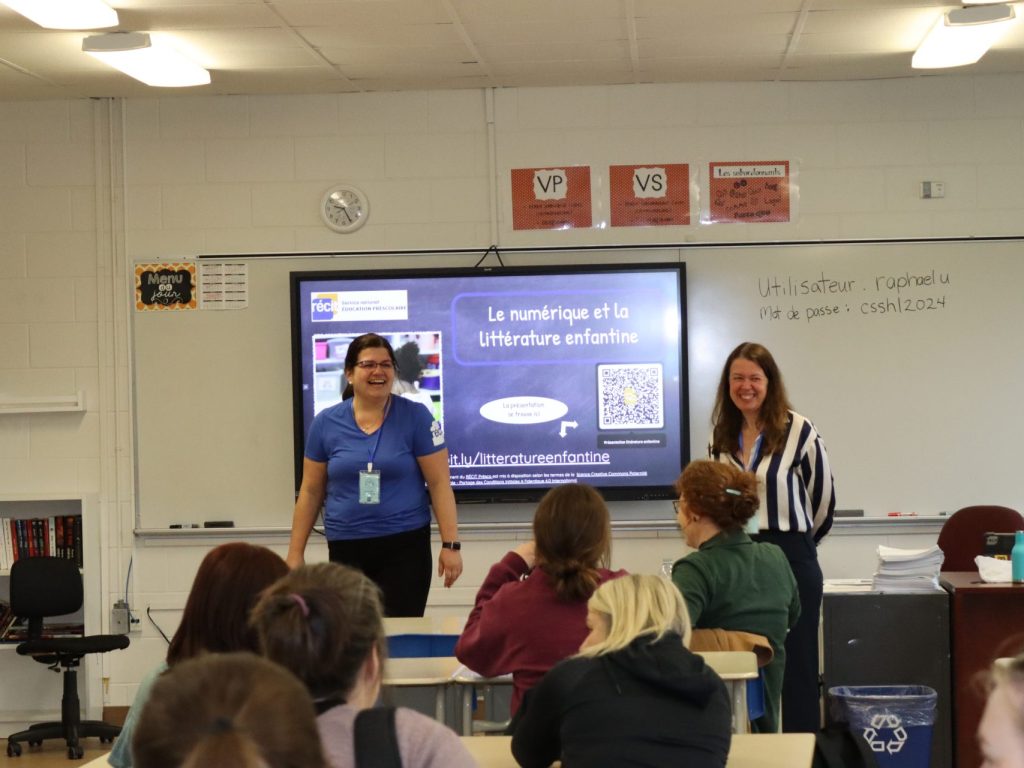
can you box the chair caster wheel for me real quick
[28,740,41,747]
[68,745,84,759]
[7,742,22,757]
[100,736,113,744]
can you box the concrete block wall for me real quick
[2,74,1021,709]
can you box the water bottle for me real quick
[1012,531,1024,584]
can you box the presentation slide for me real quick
[291,264,688,502]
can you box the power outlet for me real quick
[111,600,130,634]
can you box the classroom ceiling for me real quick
[2,0,1024,101]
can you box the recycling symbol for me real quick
[862,713,908,754]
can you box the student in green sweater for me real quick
[671,460,800,733]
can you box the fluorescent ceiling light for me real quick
[0,0,117,30]
[83,32,211,88]
[912,4,1016,69]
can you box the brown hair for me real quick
[533,484,611,602]
[166,543,288,666]
[250,563,387,701]
[133,652,325,768]
[675,460,760,533]
[343,333,397,373]
[711,342,793,456]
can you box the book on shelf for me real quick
[0,522,10,570]
[1,516,83,568]
[1,619,85,643]
[0,600,14,640]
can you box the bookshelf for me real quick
[0,494,102,728]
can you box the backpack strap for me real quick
[354,706,402,768]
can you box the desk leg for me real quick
[435,685,446,725]
[462,685,474,736]
[731,681,750,734]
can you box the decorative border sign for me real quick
[511,166,592,230]
[705,161,791,224]
[135,262,197,311]
[609,163,690,227]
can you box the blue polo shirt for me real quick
[305,396,445,540]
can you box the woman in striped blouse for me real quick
[709,341,835,733]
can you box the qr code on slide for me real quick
[597,363,664,430]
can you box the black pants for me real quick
[328,525,432,618]
[752,529,823,733]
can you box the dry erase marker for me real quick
[887,512,918,517]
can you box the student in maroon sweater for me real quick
[455,483,626,714]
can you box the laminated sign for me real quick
[511,166,592,230]
[135,263,197,311]
[706,161,792,224]
[609,164,691,227]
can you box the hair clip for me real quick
[725,488,741,496]
[289,593,310,617]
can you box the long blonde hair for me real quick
[577,574,691,658]
[990,654,1024,733]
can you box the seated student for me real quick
[109,542,289,768]
[510,574,732,768]
[250,562,477,768]
[132,652,325,768]
[454,483,626,715]
[670,460,800,733]
[979,652,1024,768]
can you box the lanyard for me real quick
[366,396,392,471]
[737,430,763,471]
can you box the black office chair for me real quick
[5,557,130,760]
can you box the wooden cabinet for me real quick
[941,572,1024,768]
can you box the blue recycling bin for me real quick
[829,686,937,768]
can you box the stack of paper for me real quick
[871,545,946,592]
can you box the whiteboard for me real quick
[131,239,1023,530]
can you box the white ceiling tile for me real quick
[0,0,1021,98]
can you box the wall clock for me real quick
[320,184,369,233]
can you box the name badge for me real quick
[359,469,381,504]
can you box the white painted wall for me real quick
[2,74,1020,709]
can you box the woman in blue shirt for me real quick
[287,333,461,617]
[709,341,835,733]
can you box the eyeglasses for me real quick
[355,360,394,370]
[672,500,681,514]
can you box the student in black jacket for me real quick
[511,574,732,768]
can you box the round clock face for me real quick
[321,185,369,233]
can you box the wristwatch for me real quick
[440,541,462,551]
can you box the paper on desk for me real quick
[872,544,945,592]
[976,555,1012,583]
[823,579,874,593]
[876,545,944,562]
[451,663,483,680]
[451,664,513,683]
